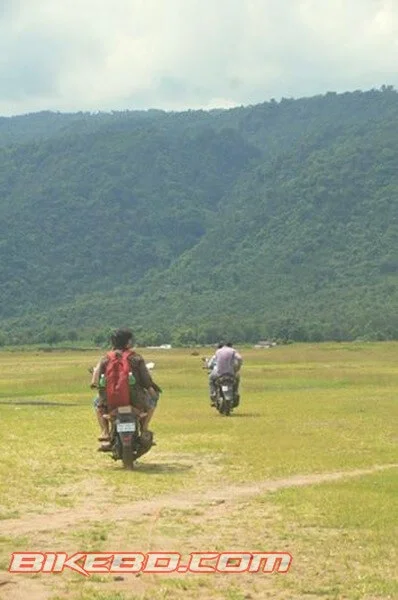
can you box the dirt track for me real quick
[1,463,396,600]
[2,463,396,537]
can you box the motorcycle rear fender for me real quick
[218,374,235,385]
[117,406,133,414]
[116,411,136,425]
[119,433,134,447]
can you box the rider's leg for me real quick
[96,410,110,437]
[140,391,160,432]
[94,397,110,440]
[141,407,155,432]
[209,371,217,403]
[233,374,241,406]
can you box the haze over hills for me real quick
[0,87,397,345]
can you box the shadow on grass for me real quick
[131,462,193,474]
[229,412,261,418]
[0,400,83,407]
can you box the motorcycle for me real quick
[104,406,153,469]
[202,357,240,416]
[214,374,240,416]
[90,362,155,469]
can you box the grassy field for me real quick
[0,342,397,600]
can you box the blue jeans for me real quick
[147,390,160,409]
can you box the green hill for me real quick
[0,87,397,344]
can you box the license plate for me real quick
[221,385,230,392]
[117,422,136,433]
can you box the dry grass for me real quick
[0,342,397,600]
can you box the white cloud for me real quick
[1,0,398,116]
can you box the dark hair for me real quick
[226,341,233,347]
[111,328,134,350]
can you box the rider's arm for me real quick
[208,354,216,369]
[234,352,243,371]
[135,356,162,394]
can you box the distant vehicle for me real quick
[213,373,239,416]
[202,357,240,416]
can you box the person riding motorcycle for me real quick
[209,341,243,405]
[91,328,161,448]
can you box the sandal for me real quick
[97,444,112,452]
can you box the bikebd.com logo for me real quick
[9,552,292,576]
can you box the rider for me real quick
[91,328,161,444]
[209,341,243,405]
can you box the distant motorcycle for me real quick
[214,374,240,416]
[202,357,240,416]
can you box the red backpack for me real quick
[104,350,135,411]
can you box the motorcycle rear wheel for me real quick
[219,399,231,416]
[122,446,135,470]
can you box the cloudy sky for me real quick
[1,0,397,116]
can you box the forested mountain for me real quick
[0,87,397,345]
